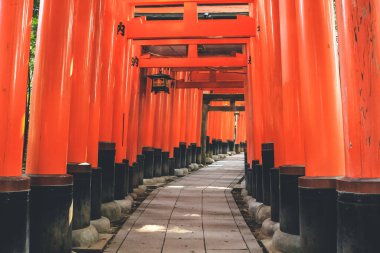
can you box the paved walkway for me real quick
[105,154,263,253]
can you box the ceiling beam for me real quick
[208,106,245,111]
[203,93,244,102]
[176,81,244,88]
[139,56,247,68]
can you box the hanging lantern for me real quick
[148,70,173,94]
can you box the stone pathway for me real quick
[105,154,263,253]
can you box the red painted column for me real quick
[26,0,75,251]
[112,0,129,163]
[0,0,33,251]
[295,0,345,252]
[336,1,380,251]
[68,0,95,164]
[66,0,96,236]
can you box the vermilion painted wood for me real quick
[336,0,380,178]
[133,38,249,46]
[87,0,102,168]
[246,37,255,163]
[295,0,345,177]
[126,46,142,163]
[68,0,95,164]
[99,0,116,142]
[127,0,254,5]
[0,0,33,176]
[112,0,130,163]
[278,0,305,165]
[27,0,74,174]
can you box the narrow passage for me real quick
[106,154,263,253]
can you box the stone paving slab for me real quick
[105,154,263,253]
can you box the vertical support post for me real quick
[26,0,74,251]
[336,1,380,252]
[0,0,33,252]
[295,0,345,252]
[201,101,209,164]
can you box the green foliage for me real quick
[28,0,40,86]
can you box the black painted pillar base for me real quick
[190,143,196,163]
[98,142,116,203]
[137,155,145,185]
[153,148,162,177]
[279,166,305,235]
[162,152,169,176]
[337,178,380,253]
[0,177,30,253]
[270,168,280,223]
[29,174,73,253]
[222,142,228,154]
[251,160,259,198]
[255,164,264,203]
[235,143,240,154]
[212,139,217,155]
[168,158,175,176]
[262,143,274,206]
[228,140,235,152]
[122,160,129,197]
[186,146,192,167]
[114,163,127,200]
[128,165,134,193]
[67,163,92,230]
[217,139,222,154]
[174,147,181,169]
[244,162,249,192]
[91,168,102,220]
[247,168,252,196]
[142,147,154,179]
[299,177,338,253]
[132,163,139,189]
[179,142,187,168]
[196,147,201,164]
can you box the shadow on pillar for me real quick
[0,177,30,253]
[299,176,337,253]
[98,142,116,203]
[142,147,154,179]
[30,175,73,253]
[262,143,274,206]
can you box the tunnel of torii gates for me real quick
[1,0,380,252]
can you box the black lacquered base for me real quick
[0,177,30,253]
[255,164,263,202]
[29,174,73,253]
[67,163,92,230]
[251,160,259,198]
[337,178,380,253]
[222,142,228,154]
[122,160,130,196]
[212,139,217,155]
[279,166,305,235]
[98,142,116,203]
[186,146,192,167]
[196,147,201,164]
[142,147,154,179]
[180,142,187,168]
[91,168,102,220]
[262,143,274,206]
[191,143,197,163]
[162,152,169,176]
[299,177,338,253]
[174,147,181,169]
[154,148,162,177]
[114,163,127,200]
[270,168,279,222]
[169,158,175,175]
[228,140,235,152]
[137,155,145,185]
